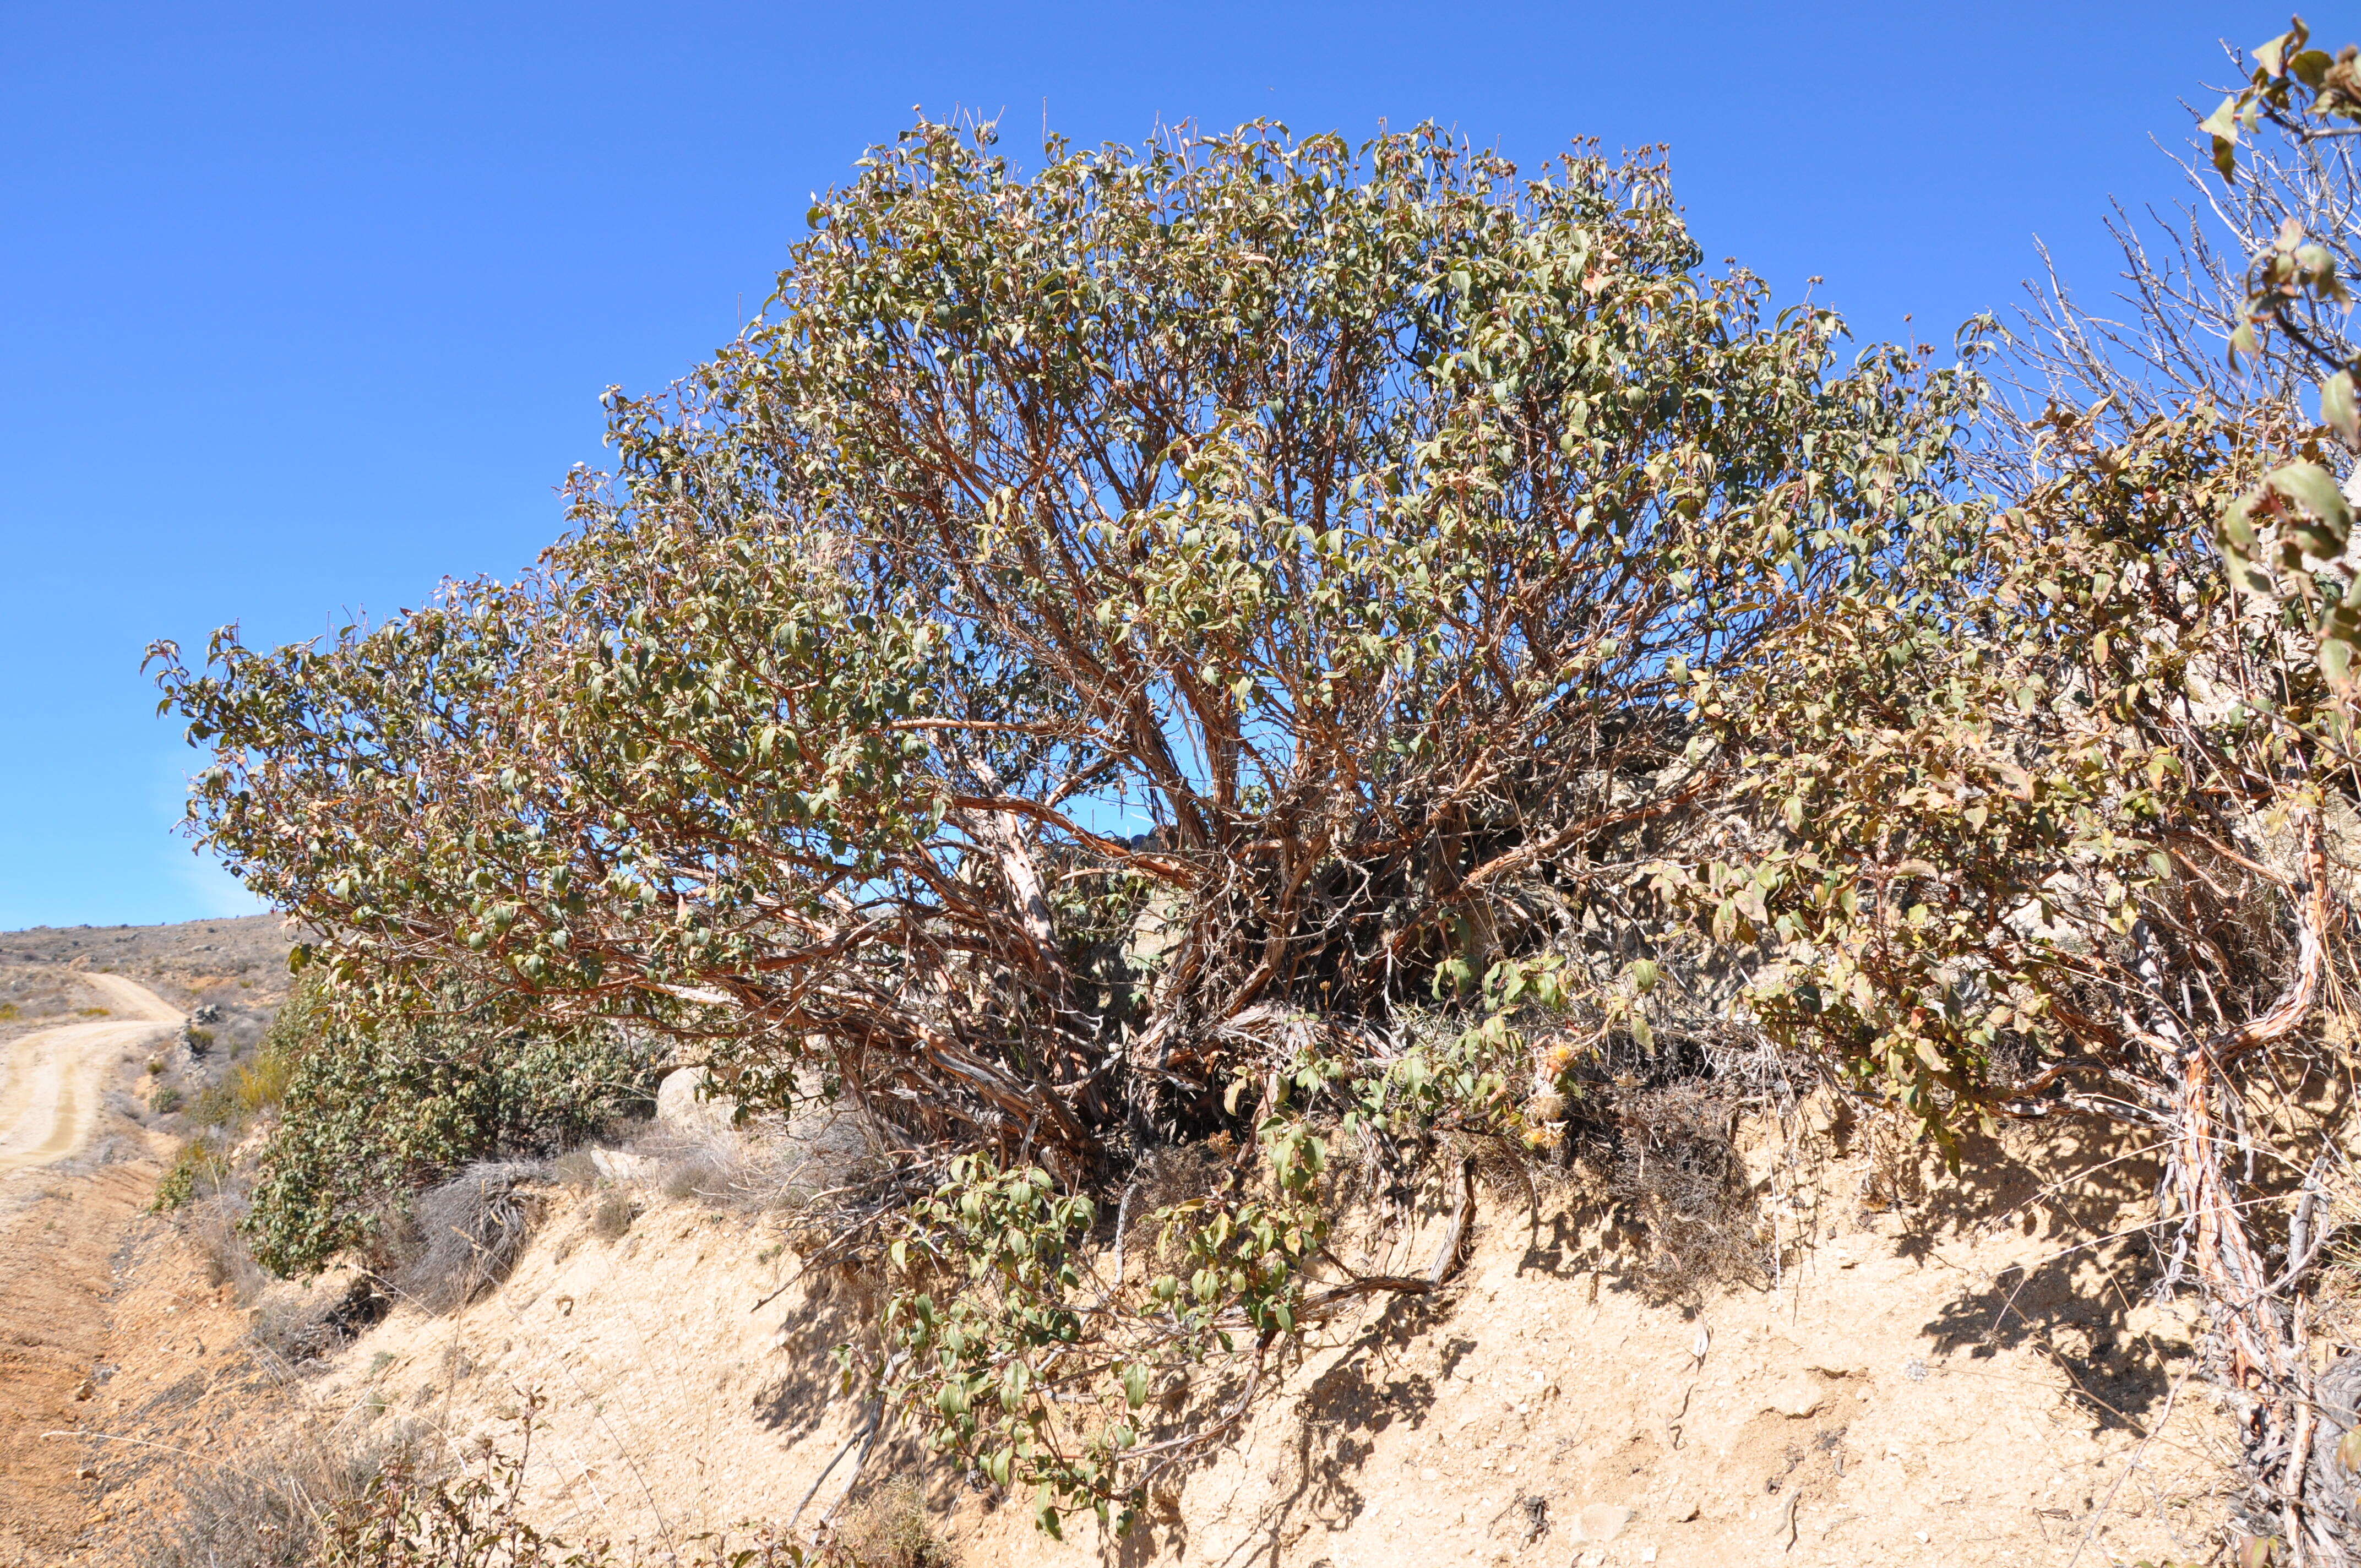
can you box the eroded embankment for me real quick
[64,1106,2242,1568]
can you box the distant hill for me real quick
[0,914,291,1057]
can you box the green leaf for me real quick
[2325,371,2360,445]
[2268,461,2354,553]
[2323,633,2355,687]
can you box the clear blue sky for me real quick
[0,1,2271,927]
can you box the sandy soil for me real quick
[0,976,181,1564]
[0,976,180,1176]
[0,1164,168,1565]
[0,919,289,1567]
[66,1110,2243,1568]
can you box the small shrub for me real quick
[154,1137,231,1212]
[244,979,655,1277]
[590,1191,637,1240]
[233,1047,293,1113]
[185,1026,217,1052]
[188,1080,242,1129]
[76,1005,110,1018]
[1,1001,21,1020]
[152,1085,185,1114]
[146,1057,165,1075]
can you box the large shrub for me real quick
[244,979,654,1275]
[154,122,1974,1178]
[151,66,2361,1547]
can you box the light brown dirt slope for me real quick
[78,1109,2245,1568]
[0,977,181,1565]
[0,918,291,1567]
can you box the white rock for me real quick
[1573,1503,1633,1542]
[656,1066,738,1131]
[1765,1377,1825,1418]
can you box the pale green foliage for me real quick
[151,118,1974,1173]
[873,1133,1331,1534]
[2202,17,2361,692]
[1652,388,2360,1157]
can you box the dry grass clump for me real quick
[590,1190,639,1240]
[648,1130,751,1202]
[551,1107,883,1226]
[390,1161,542,1313]
[145,1419,428,1568]
[188,1045,297,1129]
[629,1110,875,1212]
[251,1274,393,1365]
[190,1196,270,1301]
[823,1480,953,1568]
[551,1148,603,1189]
[1605,1084,1770,1304]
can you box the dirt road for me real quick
[0,974,180,1175]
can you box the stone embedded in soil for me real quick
[655,1066,738,1131]
[1763,1376,1825,1418]
[1573,1502,1633,1542]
